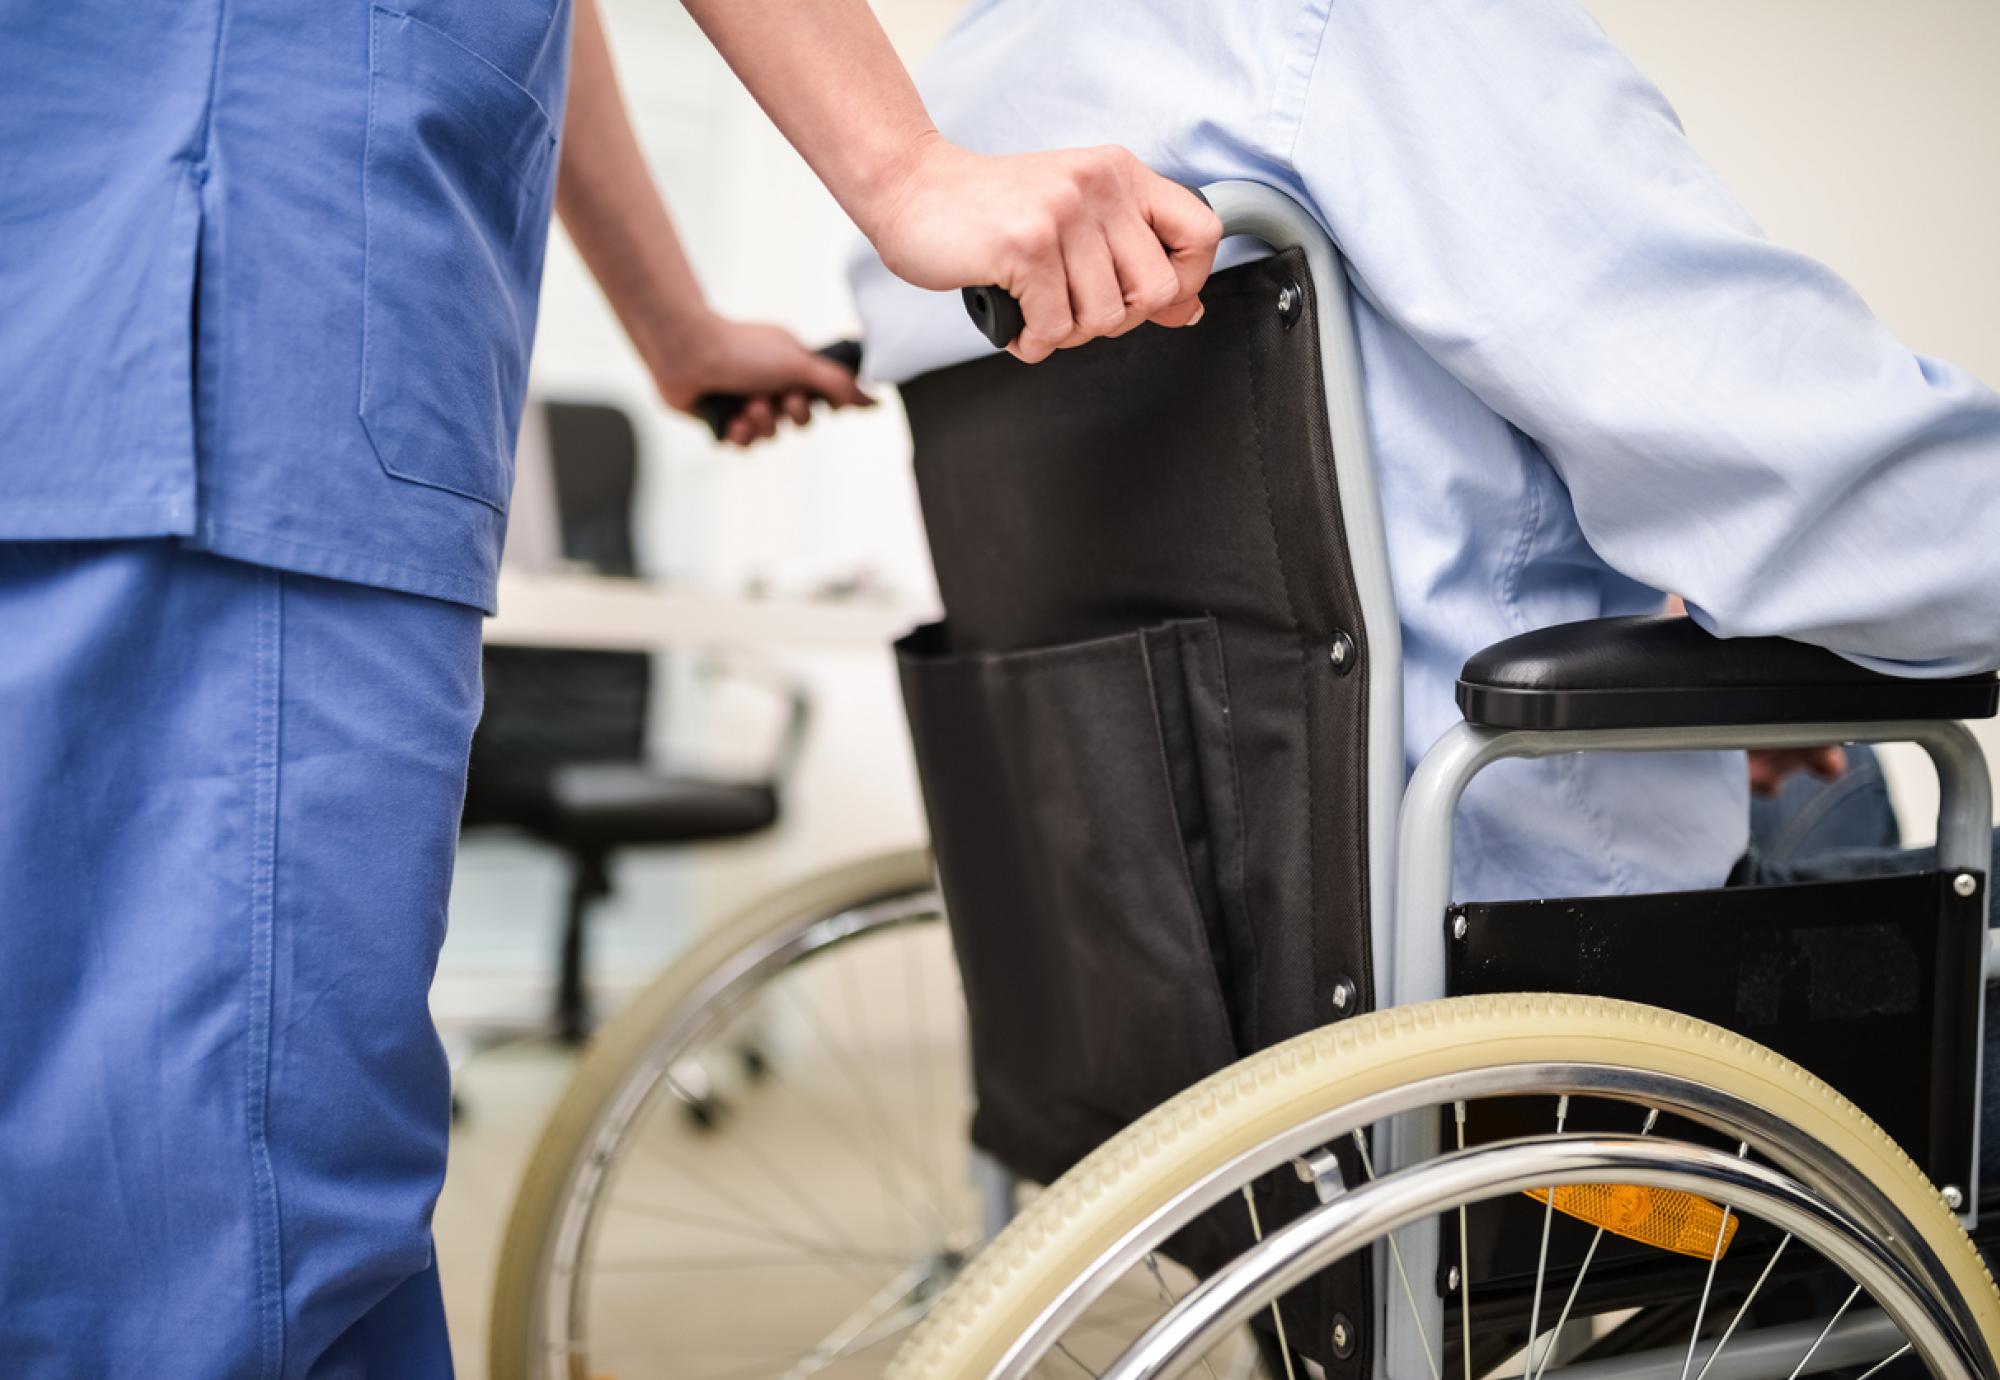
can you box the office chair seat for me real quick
[1458,613,2000,731]
[545,763,779,851]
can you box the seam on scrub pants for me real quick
[247,566,286,1377]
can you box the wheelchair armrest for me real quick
[1457,614,1999,731]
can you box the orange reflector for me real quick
[1524,1184,1739,1260]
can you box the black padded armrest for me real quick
[1458,615,1999,731]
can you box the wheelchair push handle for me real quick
[691,338,864,442]
[961,186,1214,350]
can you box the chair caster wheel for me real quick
[739,1044,771,1083]
[671,1058,724,1130]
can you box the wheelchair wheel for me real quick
[490,847,977,1379]
[890,994,2000,1380]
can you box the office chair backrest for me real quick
[544,401,642,578]
[464,401,651,835]
[896,246,1375,1375]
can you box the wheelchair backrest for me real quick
[897,241,1383,1376]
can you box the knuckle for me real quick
[1007,216,1060,259]
[1092,143,1136,174]
[1046,179,1085,220]
[1073,153,1119,195]
[1027,317,1072,352]
[1143,268,1181,310]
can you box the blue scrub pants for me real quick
[0,540,478,1377]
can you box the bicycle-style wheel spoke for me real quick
[1524,1095,1570,1376]
[527,894,980,1375]
[1241,1187,1299,1380]
[1855,1343,1917,1379]
[1679,1142,1750,1380]
[1785,1284,1864,1379]
[1351,1128,1442,1380]
[971,1092,1966,1380]
[1691,1231,1792,1380]
[1529,1109,1661,1380]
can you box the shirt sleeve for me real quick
[1293,0,2000,675]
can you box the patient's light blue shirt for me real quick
[850,0,2000,902]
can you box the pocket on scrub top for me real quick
[896,617,1252,1184]
[359,5,559,512]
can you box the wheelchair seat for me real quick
[1459,612,2000,730]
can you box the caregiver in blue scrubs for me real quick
[0,0,1221,1372]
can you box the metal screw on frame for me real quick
[1451,912,1468,941]
[1330,977,1357,1015]
[1329,632,1357,675]
[1277,278,1303,328]
[1954,872,1979,898]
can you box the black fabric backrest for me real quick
[896,248,1374,1374]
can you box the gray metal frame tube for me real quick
[1201,185,1412,1375]
[1396,717,1989,968]
[1381,717,1990,1377]
[1202,180,1407,1012]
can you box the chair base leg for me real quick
[556,851,612,1044]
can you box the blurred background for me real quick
[434,0,2000,1369]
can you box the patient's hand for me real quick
[1664,596,1852,799]
[864,137,1222,365]
[1747,745,1848,798]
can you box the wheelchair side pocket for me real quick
[897,618,1249,1183]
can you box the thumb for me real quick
[799,347,873,408]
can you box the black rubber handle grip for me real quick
[693,339,864,441]
[961,285,1025,352]
[962,186,1212,350]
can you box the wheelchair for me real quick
[487,846,989,1378]
[495,182,2000,1379]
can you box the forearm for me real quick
[676,0,936,238]
[557,0,712,367]
[1300,0,2000,672]
[581,0,1215,369]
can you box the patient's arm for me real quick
[559,0,868,445]
[679,0,1221,364]
[1295,0,2000,675]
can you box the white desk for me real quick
[484,570,925,651]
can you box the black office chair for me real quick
[462,400,809,1043]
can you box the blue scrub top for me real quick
[0,1,574,611]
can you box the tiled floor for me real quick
[431,839,968,1379]
[437,1044,579,1379]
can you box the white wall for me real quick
[443,2,964,1018]
[467,0,2000,1007]
[1583,0,2000,840]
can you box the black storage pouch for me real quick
[897,617,1249,1185]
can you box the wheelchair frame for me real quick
[1196,181,1994,1380]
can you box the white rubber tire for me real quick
[488,846,937,1380]
[888,993,1999,1380]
